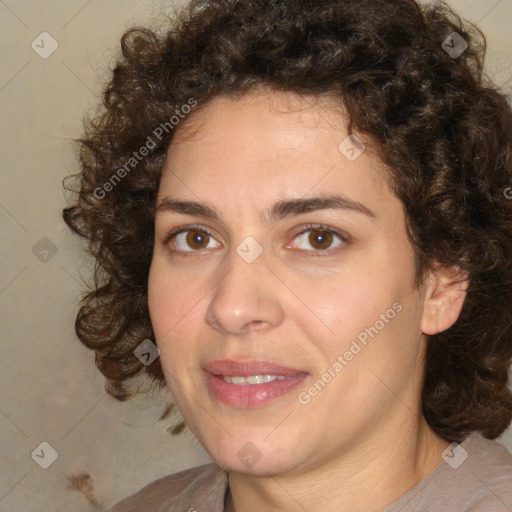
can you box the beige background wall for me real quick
[0,1,511,510]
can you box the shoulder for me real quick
[106,463,228,512]
[386,433,512,512]
[462,434,512,510]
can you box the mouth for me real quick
[202,360,309,408]
[221,374,288,384]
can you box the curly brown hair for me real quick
[62,0,512,444]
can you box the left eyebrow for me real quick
[154,194,375,222]
[266,195,375,223]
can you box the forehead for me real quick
[170,90,356,159]
[159,90,397,222]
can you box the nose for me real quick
[205,248,285,336]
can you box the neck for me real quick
[224,419,449,512]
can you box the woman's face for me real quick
[148,91,431,475]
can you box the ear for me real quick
[421,264,469,335]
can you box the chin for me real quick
[215,453,298,477]
[200,431,307,476]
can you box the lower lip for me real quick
[205,372,308,408]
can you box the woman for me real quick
[62,0,512,510]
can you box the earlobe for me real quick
[421,265,469,335]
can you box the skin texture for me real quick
[148,90,468,512]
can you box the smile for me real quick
[203,360,309,408]
[222,375,288,385]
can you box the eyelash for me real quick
[161,223,348,256]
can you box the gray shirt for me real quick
[107,433,512,511]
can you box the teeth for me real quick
[222,375,287,385]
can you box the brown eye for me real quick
[185,230,210,249]
[168,228,221,252]
[291,226,345,252]
[308,229,334,250]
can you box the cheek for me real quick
[148,263,205,336]
[290,253,419,363]
[293,269,396,343]
[148,263,215,382]
[147,273,174,337]
[147,275,194,388]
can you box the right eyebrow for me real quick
[154,198,220,219]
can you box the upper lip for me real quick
[203,360,307,377]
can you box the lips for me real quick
[203,360,309,408]
[203,360,306,378]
